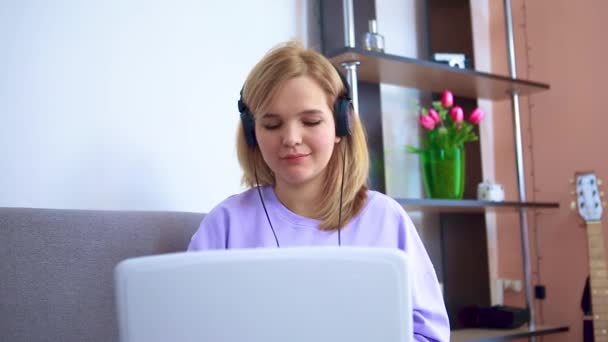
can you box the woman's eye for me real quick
[262,123,281,130]
[303,121,321,127]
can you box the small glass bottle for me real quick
[363,19,385,53]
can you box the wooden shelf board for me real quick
[327,47,550,100]
[451,324,569,342]
[394,198,559,213]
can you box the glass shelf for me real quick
[327,47,550,100]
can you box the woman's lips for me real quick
[281,153,310,161]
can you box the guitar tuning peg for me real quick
[569,178,575,184]
[571,190,576,196]
[602,191,605,197]
[599,179,604,186]
[603,201,607,208]
[571,201,577,210]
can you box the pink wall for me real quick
[476,0,608,340]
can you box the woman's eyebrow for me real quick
[260,113,280,119]
[261,109,324,118]
[298,109,323,116]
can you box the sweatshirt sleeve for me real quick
[187,205,229,251]
[399,207,451,341]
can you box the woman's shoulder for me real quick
[355,189,416,227]
[205,186,261,216]
[362,189,407,215]
[189,187,263,250]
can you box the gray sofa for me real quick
[0,207,204,342]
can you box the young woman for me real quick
[188,41,450,341]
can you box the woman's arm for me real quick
[400,211,451,341]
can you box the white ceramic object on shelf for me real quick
[477,181,505,202]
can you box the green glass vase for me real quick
[421,145,465,199]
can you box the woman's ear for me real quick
[335,136,342,144]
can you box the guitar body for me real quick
[575,173,606,342]
[585,319,595,342]
[582,276,595,342]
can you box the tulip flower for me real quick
[449,106,464,123]
[406,89,483,155]
[419,114,436,130]
[428,109,441,123]
[469,108,485,124]
[441,90,453,108]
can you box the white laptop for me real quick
[114,247,413,342]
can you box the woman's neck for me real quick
[273,181,322,219]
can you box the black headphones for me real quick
[238,66,353,147]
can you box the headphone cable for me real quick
[337,143,346,246]
[253,156,280,248]
[253,145,346,248]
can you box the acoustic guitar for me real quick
[574,172,607,342]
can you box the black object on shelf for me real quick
[459,305,530,329]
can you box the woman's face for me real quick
[255,75,340,191]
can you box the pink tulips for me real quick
[441,90,453,108]
[407,90,486,154]
[419,114,436,130]
[428,109,441,124]
[449,106,464,124]
[469,108,485,124]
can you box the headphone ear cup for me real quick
[240,110,257,146]
[334,98,353,137]
[238,91,257,146]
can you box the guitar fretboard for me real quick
[586,221,608,341]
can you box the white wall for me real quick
[376,0,424,199]
[0,0,312,212]
[375,0,442,277]
[470,0,499,305]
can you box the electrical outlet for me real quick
[501,278,523,292]
[535,285,546,299]
[495,279,504,306]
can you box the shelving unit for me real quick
[327,0,568,341]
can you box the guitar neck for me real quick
[586,221,608,341]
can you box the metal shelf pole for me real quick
[504,0,536,334]
[341,0,360,114]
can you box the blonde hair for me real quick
[236,41,369,230]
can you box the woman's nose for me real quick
[281,124,302,146]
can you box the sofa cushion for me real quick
[0,207,203,342]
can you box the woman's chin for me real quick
[275,172,319,188]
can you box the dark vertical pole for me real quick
[319,0,385,193]
[427,0,491,328]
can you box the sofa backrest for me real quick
[0,207,204,342]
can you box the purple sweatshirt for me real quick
[188,186,450,341]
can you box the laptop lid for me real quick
[114,247,412,342]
